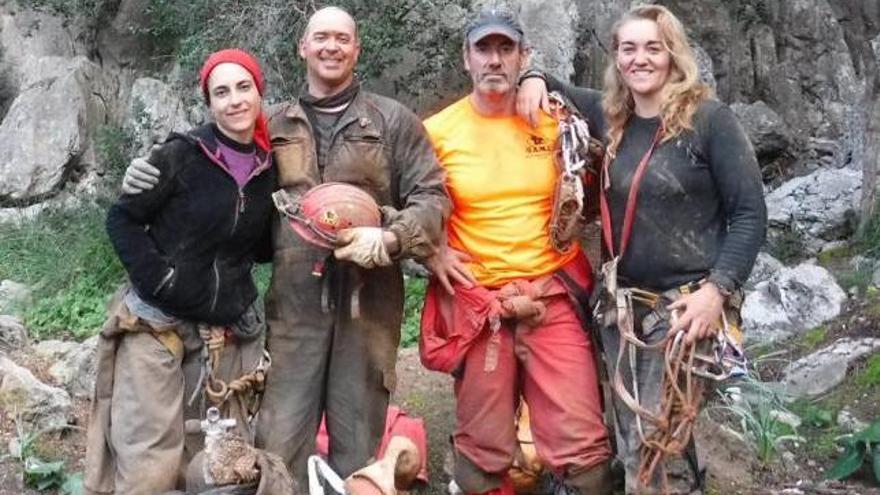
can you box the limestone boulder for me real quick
[765,167,861,254]
[516,0,579,80]
[741,262,847,344]
[0,280,32,313]
[782,338,880,398]
[744,252,784,290]
[0,355,71,431]
[33,336,99,398]
[0,56,107,203]
[0,315,27,353]
[730,101,792,164]
[126,77,192,156]
[0,4,90,90]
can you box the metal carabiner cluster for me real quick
[548,92,593,179]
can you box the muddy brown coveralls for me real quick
[255,90,448,488]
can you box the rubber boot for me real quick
[452,448,504,495]
[565,460,614,495]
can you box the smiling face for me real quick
[615,18,671,101]
[463,33,526,99]
[299,7,360,96]
[207,62,260,144]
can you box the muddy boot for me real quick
[452,448,504,494]
[565,461,614,495]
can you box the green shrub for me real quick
[800,326,828,351]
[827,420,880,485]
[714,377,802,463]
[94,124,137,183]
[789,399,834,428]
[4,419,84,495]
[837,265,875,294]
[0,203,124,339]
[859,201,880,257]
[401,276,427,348]
[857,354,880,388]
[135,0,468,104]
[767,225,807,264]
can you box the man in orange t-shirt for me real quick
[420,7,612,495]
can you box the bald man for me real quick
[257,6,448,489]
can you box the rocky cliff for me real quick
[0,0,878,254]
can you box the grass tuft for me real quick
[0,203,124,340]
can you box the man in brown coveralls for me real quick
[255,6,448,488]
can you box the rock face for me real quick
[742,262,847,344]
[516,0,579,80]
[126,77,192,156]
[566,0,865,175]
[0,0,873,242]
[0,56,106,204]
[744,252,785,290]
[782,338,880,397]
[0,280,32,314]
[765,167,861,254]
[0,355,71,430]
[33,337,98,398]
[0,315,28,353]
[0,5,90,90]
[730,101,793,166]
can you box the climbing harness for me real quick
[190,324,272,423]
[596,124,747,492]
[603,271,746,491]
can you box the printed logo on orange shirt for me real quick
[526,134,554,155]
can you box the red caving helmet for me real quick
[272,183,382,249]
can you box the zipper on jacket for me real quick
[153,267,176,296]
[231,189,245,236]
[209,258,221,312]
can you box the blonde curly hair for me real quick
[602,4,713,159]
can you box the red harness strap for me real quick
[599,125,665,258]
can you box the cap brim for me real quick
[467,25,521,44]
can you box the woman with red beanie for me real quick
[84,49,278,494]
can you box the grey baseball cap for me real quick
[464,7,524,44]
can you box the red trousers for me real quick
[452,276,611,479]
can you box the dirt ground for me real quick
[2,337,879,494]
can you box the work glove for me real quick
[334,227,393,269]
[122,157,161,195]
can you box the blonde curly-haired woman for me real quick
[518,5,766,494]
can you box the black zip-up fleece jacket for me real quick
[107,124,276,324]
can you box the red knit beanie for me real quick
[199,49,271,153]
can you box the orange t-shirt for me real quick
[424,96,579,287]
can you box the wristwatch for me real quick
[517,69,546,87]
[705,276,734,298]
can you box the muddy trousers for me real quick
[84,301,261,495]
[451,292,612,494]
[84,305,203,495]
[599,319,705,495]
[256,250,404,491]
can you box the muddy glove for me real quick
[122,157,161,195]
[334,227,393,269]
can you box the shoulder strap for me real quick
[600,125,664,258]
